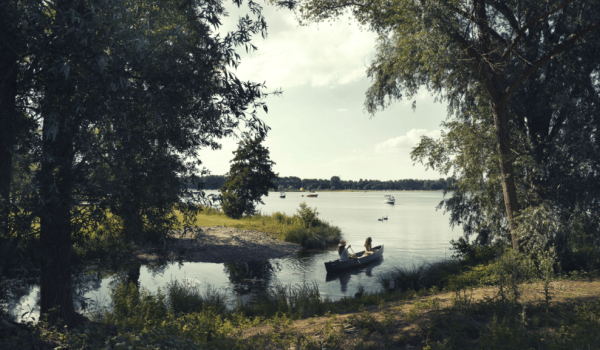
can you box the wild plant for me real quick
[321,313,343,348]
[493,249,535,308]
[295,201,319,228]
[536,246,557,321]
[166,279,226,315]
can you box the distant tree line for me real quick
[189,175,453,191]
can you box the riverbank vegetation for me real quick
[192,175,452,192]
[5,246,600,349]
[188,202,342,249]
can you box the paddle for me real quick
[349,247,364,267]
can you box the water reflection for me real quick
[223,261,274,295]
[6,270,105,321]
[8,192,458,317]
[325,258,384,293]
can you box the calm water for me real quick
[7,191,460,320]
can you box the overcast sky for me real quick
[197,2,449,181]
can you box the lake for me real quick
[6,190,460,320]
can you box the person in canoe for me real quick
[364,237,374,255]
[338,240,356,261]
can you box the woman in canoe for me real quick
[338,240,356,261]
[364,237,374,255]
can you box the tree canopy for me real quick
[1,0,274,325]
[221,135,278,219]
[274,0,600,253]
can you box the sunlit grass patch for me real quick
[178,203,342,249]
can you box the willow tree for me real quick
[275,0,600,250]
[1,0,274,325]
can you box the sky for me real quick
[197,2,449,181]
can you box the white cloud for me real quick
[337,108,348,112]
[374,129,441,153]
[221,5,377,89]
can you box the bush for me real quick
[282,226,342,249]
[295,201,318,228]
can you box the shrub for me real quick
[282,226,342,249]
[295,202,319,228]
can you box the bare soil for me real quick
[135,226,302,263]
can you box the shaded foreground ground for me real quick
[240,280,600,349]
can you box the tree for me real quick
[1,0,273,326]
[221,135,278,219]
[330,176,341,190]
[412,30,600,258]
[276,0,600,250]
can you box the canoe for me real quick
[324,245,384,273]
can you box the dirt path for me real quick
[240,280,600,349]
[136,226,302,263]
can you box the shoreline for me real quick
[135,226,303,263]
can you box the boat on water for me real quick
[324,245,384,273]
[306,192,318,197]
[280,192,286,198]
[384,195,395,204]
[325,257,384,282]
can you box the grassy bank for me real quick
[5,245,600,349]
[12,269,600,350]
[182,202,342,249]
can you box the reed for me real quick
[377,259,463,292]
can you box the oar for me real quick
[349,247,365,267]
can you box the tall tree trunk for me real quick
[37,0,88,326]
[491,99,521,251]
[0,23,18,236]
[39,113,77,325]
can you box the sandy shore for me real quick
[135,226,302,263]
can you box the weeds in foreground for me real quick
[11,247,600,350]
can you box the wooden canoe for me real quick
[324,245,384,273]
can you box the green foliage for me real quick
[279,202,342,248]
[377,260,463,292]
[1,0,276,325]
[276,0,600,263]
[190,204,342,249]
[296,202,318,229]
[239,283,326,319]
[221,135,278,219]
[166,280,226,316]
[449,236,499,265]
[281,226,342,249]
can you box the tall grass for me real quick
[377,260,463,292]
[238,282,326,318]
[165,279,227,315]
